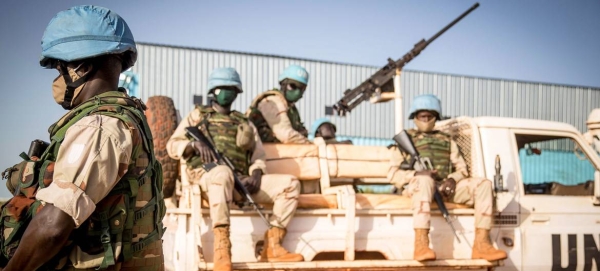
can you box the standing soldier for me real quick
[247,65,311,144]
[390,94,507,262]
[0,5,165,270]
[167,68,303,271]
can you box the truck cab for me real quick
[472,117,600,271]
[162,116,600,271]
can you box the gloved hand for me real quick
[439,178,457,198]
[415,170,439,180]
[184,140,216,163]
[241,169,262,194]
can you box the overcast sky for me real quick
[0,0,599,198]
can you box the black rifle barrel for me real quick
[332,2,479,116]
[185,127,272,228]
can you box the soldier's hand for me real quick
[415,170,438,179]
[241,169,262,194]
[439,178,457,198]
[185,141,216,163]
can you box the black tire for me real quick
[145,96,179,199]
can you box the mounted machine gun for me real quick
[331,3,479,116]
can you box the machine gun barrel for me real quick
[332,3,479,116]
[185,126,272,228]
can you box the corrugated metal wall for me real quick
[133,42,600,138]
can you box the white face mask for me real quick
[414,118,436,132]
[51,63,91,110]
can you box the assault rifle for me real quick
[185,126,272,228]
[332,3,479,116]
[392,130,461,243]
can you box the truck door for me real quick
[512,131,600,271]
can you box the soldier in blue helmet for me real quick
[390,94,506,262]
[167,67,304,270]
[0,6,165,270]
[310,118,352,144]
[247,65,311,144]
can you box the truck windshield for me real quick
[515,134,595,196]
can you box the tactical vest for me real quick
[246,90,307,143]
[407,129,452,180]
[190,106,250,175]
[0,90,165,270]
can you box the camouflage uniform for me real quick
[167,106,300,228]
[2,91,165,270]
[389,129,493,229]
[247,90,309,144]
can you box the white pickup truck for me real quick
[159,115,600,271]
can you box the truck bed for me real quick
[195,259,501,271]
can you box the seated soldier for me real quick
[167,68,303,271]
[247,65,311,144]
[310,118,353,144]
[389,94,507,262]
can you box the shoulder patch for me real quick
[67,143,86,164]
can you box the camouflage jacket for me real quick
[188,106,251,175]
[246,90,309,144]
[0,90,165,270]
[166,106,267,180]
[407,129,453,180]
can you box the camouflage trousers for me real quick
[405,176,493,230]
[193,165,300,228]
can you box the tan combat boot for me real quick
[414,229,436,261]
[213,226,232,271]
[472,228,507,261]
[260,227,304,262]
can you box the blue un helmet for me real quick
[40,5,137,70]
[408,94,442,119]
[278,65,309,85]
[310,118,337,138]
[207,67,243,93]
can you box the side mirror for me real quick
[525,144,542,156]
